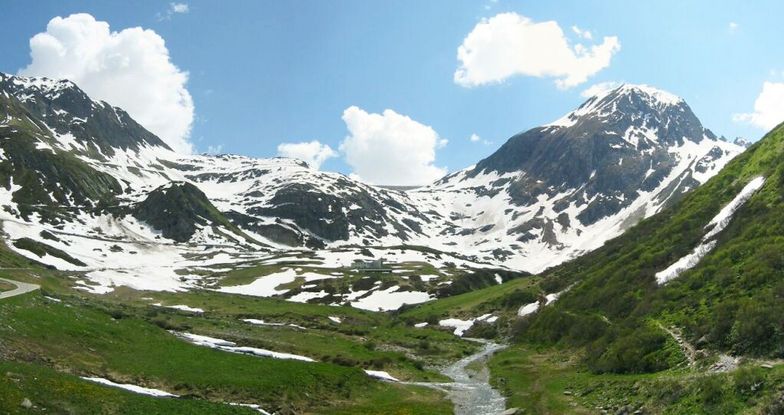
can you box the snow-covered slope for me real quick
[0,75,744,296]
[408,84,744,272]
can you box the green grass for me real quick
[0,361,256,415]
[0,290,453,414]
[489,344,784,414]
[0,234,467,412]
[85,286,474,381]
[399,274,540,321]
[471,123,784,375]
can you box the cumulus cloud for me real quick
[277,140,337,169]
[339,106,447,186]
[571,25,592,40]
[20,13,195,153]
[733,82,784,131]
[454,12,620,89]
[580,81,621,98]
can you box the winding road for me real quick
[0,277,40,300]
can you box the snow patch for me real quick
[439,313,497,336]
[656,176,765,284]
[81,377,177,397]
[176,332,315,362]
[364,370,399,382]
[350,286,432,311]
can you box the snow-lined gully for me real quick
[406,339,508,415]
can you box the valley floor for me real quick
[0,257,470,414]
[3,233,784,414]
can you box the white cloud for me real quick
[571,25,592,40]
[339,106,447,186]
[277,140,337,169]
[469,133,492,145]
[454,12,620,89]
[20,13,194,153]
[158,3,190,20]
[580,81,621,98]
[171,3,189,13]
[733,81,784,131]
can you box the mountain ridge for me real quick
[410,83,743,272]
[0,73,744,295]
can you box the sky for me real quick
[1,1,783,185]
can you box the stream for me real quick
[406,339,508,415]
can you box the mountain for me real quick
[0,74,742,299]
[512,121,784,365]
[398,121,784,414]
[0,73,490,297]
[455,119,784,415]
[410,84,743,272]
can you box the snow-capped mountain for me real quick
[0,73,429,247]
[0,74,743,294]
[409,84,744,272]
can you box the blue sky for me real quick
[1,1,782,184]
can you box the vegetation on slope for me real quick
[512,122,784,374]
[392,123,784,413]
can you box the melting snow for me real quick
[152,303,204,313]
[218,269,299,297]
[350,286,432,311]
[176,332,315,362]
[242,319,306,330]
[517,291,565,317]
[364,370,399,382]
[81,377,177,397]
[439,314,497,336]
[656,176,765,284]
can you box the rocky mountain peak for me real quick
[415,83,743,272]
[0,72,170,154]
[544,83,706,148]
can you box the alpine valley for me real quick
[7,70,784,415]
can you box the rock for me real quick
[761,363,774,369]
[502,408,520,415]
[20,398,32,409]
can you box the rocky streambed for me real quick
[406,339,509,415]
